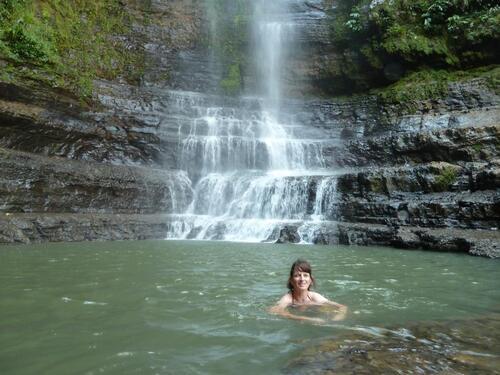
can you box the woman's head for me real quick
[287,259,315,292]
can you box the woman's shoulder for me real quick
[309,291,329,303]
[279,292,293,304]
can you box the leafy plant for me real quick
[325,0,500,94]
[3,16,56,62]
[0,0,145,98]
[345,7,363,32]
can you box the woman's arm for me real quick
[311,292,348,321]
[328,303,347,321]
[268,294,325,324]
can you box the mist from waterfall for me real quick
[165,0,338,242]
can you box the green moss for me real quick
[376,69,450,105]
[382,24,458,65]
[220,63,241,94]
[375,65,500,109]
[472,144,483,152]
[481,65,500,93]
[0,0,146,99]
[434,166,458,191]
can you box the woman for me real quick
[269,259,347,323]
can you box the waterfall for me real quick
[164,0,337,242]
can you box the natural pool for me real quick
[1,240,499,374]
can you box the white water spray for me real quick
[165,1,336,242]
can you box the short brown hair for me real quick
[287,259,315,291]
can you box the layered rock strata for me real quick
[0,213,172,244]
[0,148,191,214]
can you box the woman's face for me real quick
[292,270,312,291]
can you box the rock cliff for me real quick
[0,0,498,257]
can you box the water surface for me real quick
[1,241,499,374]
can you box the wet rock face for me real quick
[0,82,165,166]
[294,79,499,257]
[0,0,205,165]
[0,213,172,244]
[334,125,500,167]
[331,162,500,230]
[336,223,500,259]
[276,226,301,244]
[0,148,192,215]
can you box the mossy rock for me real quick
[431,163,461,192]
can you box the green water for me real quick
[1,240,499,374]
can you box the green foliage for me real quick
[434,165,458,191]
[345,6,364,32]
[2,15,57,62]
[326,0,500,94]
[0,0,145,99]
[382,24,457,64]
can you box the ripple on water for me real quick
[1,240,499,375]
[83,300,108,306]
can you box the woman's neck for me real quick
[292,289,310,303]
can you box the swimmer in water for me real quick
[269,259,347,323]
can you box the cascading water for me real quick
[165,0,339,242]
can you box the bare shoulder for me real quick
[278,293,293,305]
[269,293,293,314]
[309,291,329,303]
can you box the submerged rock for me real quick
[285,313,500,374]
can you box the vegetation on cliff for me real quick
[0,0,146,99]
[204,0,249,94]
[375,65,500,112]
[325,0,499,95]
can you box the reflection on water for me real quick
[0,240,499,374]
